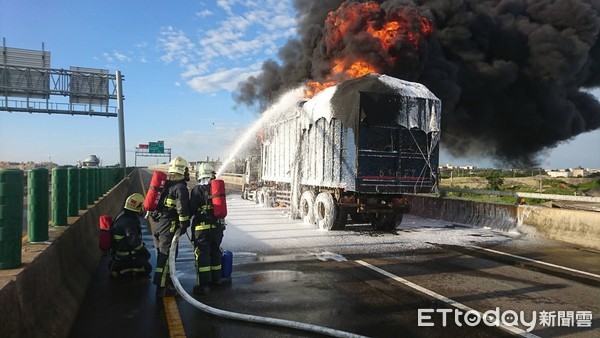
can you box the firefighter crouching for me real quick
[189,163,225,295]
[109,193,152,278]
[152,156,191,297]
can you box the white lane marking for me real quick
[355,260,540,338]
[310,251,348,262]
[467,245,600,279]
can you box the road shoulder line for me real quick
[355,259,540,338]
[467,245,600,279]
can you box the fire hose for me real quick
[168,228,368,338]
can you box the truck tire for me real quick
[258,187,269,207]
[333,206,347,230]
[373,213,403,231]
[299,191,316,224]
[314,192,338,231]
[256,188,263,205]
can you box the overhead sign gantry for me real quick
[0,39,126,170]
[135,141,172,166]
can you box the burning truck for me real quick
[241,73,441,231]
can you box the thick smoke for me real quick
[233,0,600,166]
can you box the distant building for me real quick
[572,166,588,177]
[81,155,100,168]
[547,169,572,178]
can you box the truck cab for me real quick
[241,155,261,200]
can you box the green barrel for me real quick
[87,168,94,205]
[0,169,24,269]
[51,168,68,226]
[92,168,99,201]
[27,168,49,242]
[79,168,88,210]
[99,168,105,196]
[67,168,79,217]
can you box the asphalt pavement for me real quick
[68,171,600,338]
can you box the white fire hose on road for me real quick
[168,228,368,338]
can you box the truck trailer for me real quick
[241,73,441,231]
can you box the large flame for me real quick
[304,0,434,98]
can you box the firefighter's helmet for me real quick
[168,156,188,175]
[124,193,144,213]
[196,162,215,180]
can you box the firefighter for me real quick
[189,162,225,295]
[152,156,191,297]
[109,193,152,278]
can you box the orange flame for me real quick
[368,21,402,51]
[333,59,379,78]
[304,1,434,98]
[305,60,379,98]
[305,80,337,98]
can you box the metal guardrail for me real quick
[219,173,243,186]
[440,187,600,203]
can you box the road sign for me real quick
[149,141,164,154]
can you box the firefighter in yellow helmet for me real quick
[152,156,191,297]
[189,162,225,295]
[109,193,152,278]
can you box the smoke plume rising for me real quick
[234,0,600,166]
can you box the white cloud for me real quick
[194,2,297,66]
[216,0,236,16]
[182,62,210,78]
[103,52,113,63]
[157,0,297,94]
[187,64,262,93]
[158,26,195,66]
[113,50,131,62]
[196,9,214,18]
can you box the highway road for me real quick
[69,170,600,338]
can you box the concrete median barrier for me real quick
[0,175,132,337]
[405,194,600,250]
[406,195,518,231]
[517,205,600,250]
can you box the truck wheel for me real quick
[299,191,316,224]
[258,188,269,207]
[373,213,403,231]
[256,189,264,205]
[333,206,347,230]
[314,192,337,231]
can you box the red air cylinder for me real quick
[144,171,167,212]
[99,215,113,252]
[211,179,227,218]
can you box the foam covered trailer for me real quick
[245,73,441,231]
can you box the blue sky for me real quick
[1,0,599,169]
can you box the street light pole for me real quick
[116,70,126,177]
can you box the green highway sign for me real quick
[149,141,164,154]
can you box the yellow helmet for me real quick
[168,156,188,175]
[196,162,215,180]
[124,193,144,213]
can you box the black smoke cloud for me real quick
[233,0,600,166]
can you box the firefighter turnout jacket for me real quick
[152,179,191,288]
[189,180,225,289]
[110,209,151,277]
